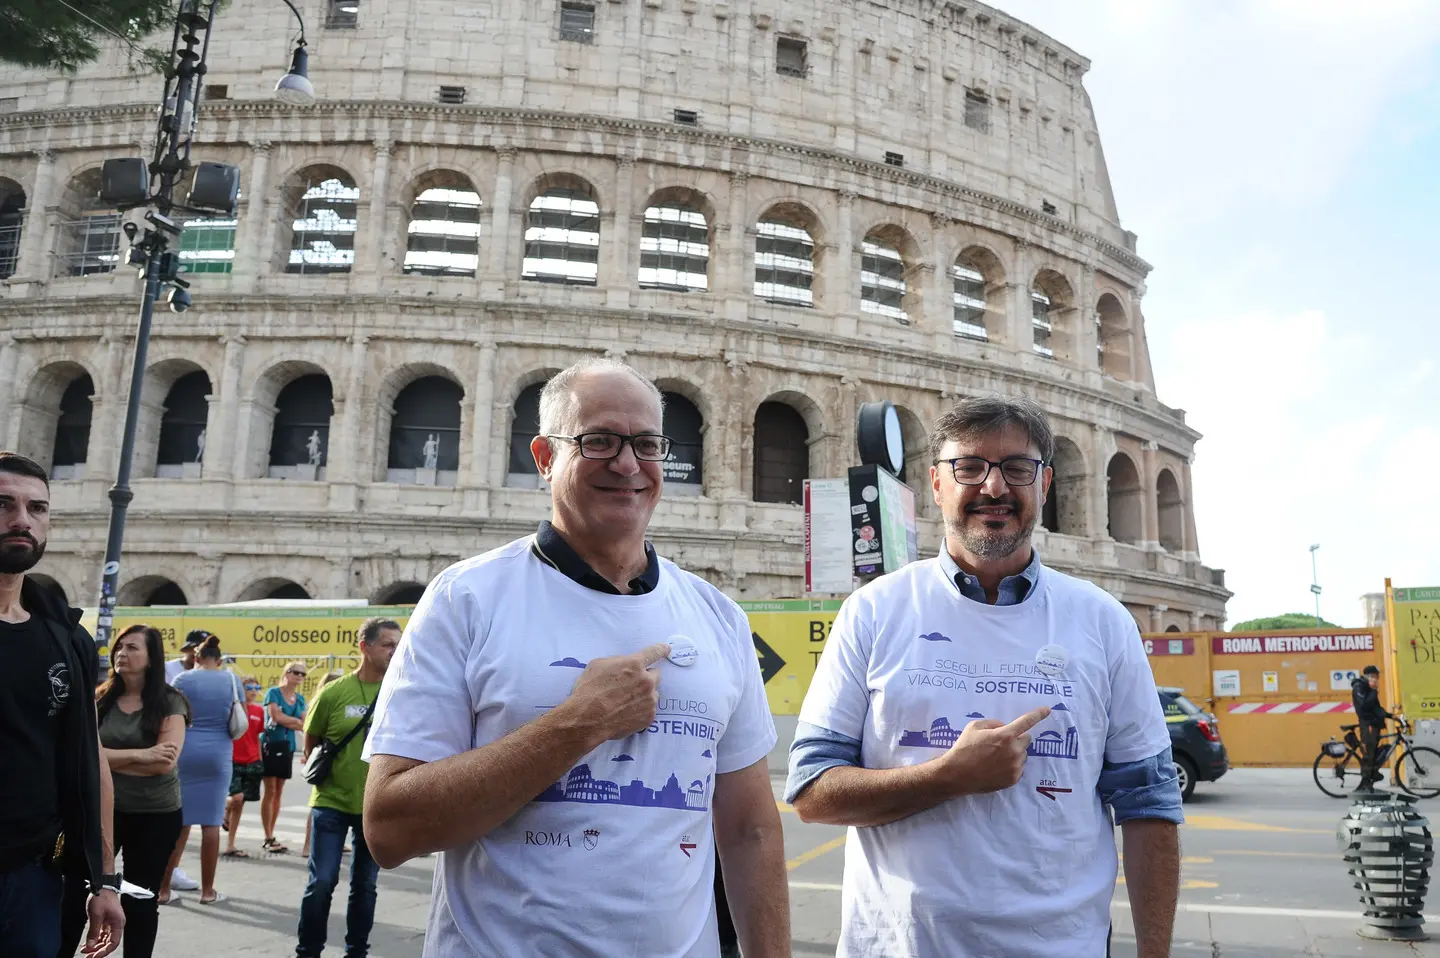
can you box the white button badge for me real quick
[666,636,699,668]
[1034,644,1069,678]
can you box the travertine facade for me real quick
[0,0,1229,628]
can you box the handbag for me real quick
[226,672,248,740]
[302,693,375,786]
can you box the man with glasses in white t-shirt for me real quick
[788,395,1182,958]
[362,358,789,958]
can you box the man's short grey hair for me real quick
[928,395,1055,465]
[537,357,665,436]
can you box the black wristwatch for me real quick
[97,873,121,894]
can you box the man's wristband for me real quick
[96,873,121,894]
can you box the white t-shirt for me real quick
[798,556,1170,958]
[364,536,777,958]
[164,658,188,685]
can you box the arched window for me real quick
[860,227,914,324]
[523,186,599,285]
[404,175,481,276]
[156,370,211,478]
[752,402,809,504]
[1164,624,1182,633]
[58,170,121,277]
[507,382,546,488]
[638,193,709,291]
[952,247,1003,341]
[376,582,426,604]
[1097,293,1130,378]
[1157,468,1184,553]
[122,576,188,606]
[179,178,239,275]
[51,375,94,480]
[1032,270,1075,361]
[1041,438,1086,536]
[661,393,704,494]
[1106,453,1143,544]
[754,207,815,307]
[146,581,188,605]
[266,581,310,600]
[286,169,359,274]
[268,374,333,479]
[387,376,463,486]
[0,179,26,279]
[237,577,311,601]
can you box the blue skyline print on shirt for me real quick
[1026,727,1078,760]
[900,708,1078,758]
[535,763,709,811]
[920,631,953,642]
[550,657,587,668]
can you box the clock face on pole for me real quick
[882,403,903,475]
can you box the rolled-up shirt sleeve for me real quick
[1098,746,1185,825]
[784,721,863,804]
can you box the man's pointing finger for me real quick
[1003,706,1052,736]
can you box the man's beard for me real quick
[0,534,45,575]
[947,498,1033,560]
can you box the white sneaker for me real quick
[170,868,200,891]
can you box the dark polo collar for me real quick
[531,520,660,595]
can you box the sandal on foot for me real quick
[221,848,249,858]
[198,892,226,905]
[262,837,289,854]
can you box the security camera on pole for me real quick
[91,0,315,656]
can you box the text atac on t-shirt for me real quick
[365,537,776,958]
[798,556,1171,958]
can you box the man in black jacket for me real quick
[0,453,123,957]
[1352,665,1394,790]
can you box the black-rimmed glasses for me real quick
[936,456,1046,487]
[547,432,673,461]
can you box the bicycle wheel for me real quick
[1395,746,1440,798]
[1314,751,1359,798]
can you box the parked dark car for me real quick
[1159,687,1229,800]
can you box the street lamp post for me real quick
[92,0,314,654]
[1310,543,1323,622]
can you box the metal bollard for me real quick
[1337,789,1434,940]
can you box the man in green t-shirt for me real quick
[295,618,400,958]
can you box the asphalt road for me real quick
[146,746,1440,957]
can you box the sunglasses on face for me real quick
[245,684,262,691]
[287,669,307,677]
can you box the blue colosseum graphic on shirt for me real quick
[899,704,1079,759]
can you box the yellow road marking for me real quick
[787,836,847,871]
[1183,815,1327,833]
[776,802,796,814]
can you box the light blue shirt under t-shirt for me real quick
[786,546,1184,825]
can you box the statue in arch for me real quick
[306,430,323,466]
[194,428,206,463]
[422,433,439,471]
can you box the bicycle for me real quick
[1314,719,1440,799]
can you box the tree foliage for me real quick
[0,0,177,73]
[1230,613,1340,632]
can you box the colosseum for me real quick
[0,0,1230,629]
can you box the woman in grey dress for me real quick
[163,634,241,904]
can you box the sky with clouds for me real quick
[998,0,1440,627]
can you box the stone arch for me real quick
[281,163,359,275]
[235,577,313,602]
[754,201,824,309]
[654,381,705,496]
[1042,436,1087,536]
[951,244,1006,342]
[0,176,26,279]
[16,360,95,471]
[1157,467,1185,553]
[382,371,465,486]
[1031,268,1077,362]
[860,224,924,325]
[505,371,559,488]
[752,398,810,505]
[1164,624,1182,633]
[118,574,190,606]
[246,360,336,480]
[893,404,932,515]
[1106,452,1143,544]
[374,581,426,604]
[401,168,481,277]
[1096,292,1131,379]
[138,358,212,479]
[28,573,69,607]
[522,172,601,286]
[56,167,121,277]
[638,186,714,292]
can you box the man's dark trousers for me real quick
[0,860,63,958]
[1361,723,1384,787]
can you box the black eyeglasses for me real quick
[547,432,673,461]
[286,669,306,677]
[936,456,1047,487]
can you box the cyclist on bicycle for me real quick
[1352,664,1394,790]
